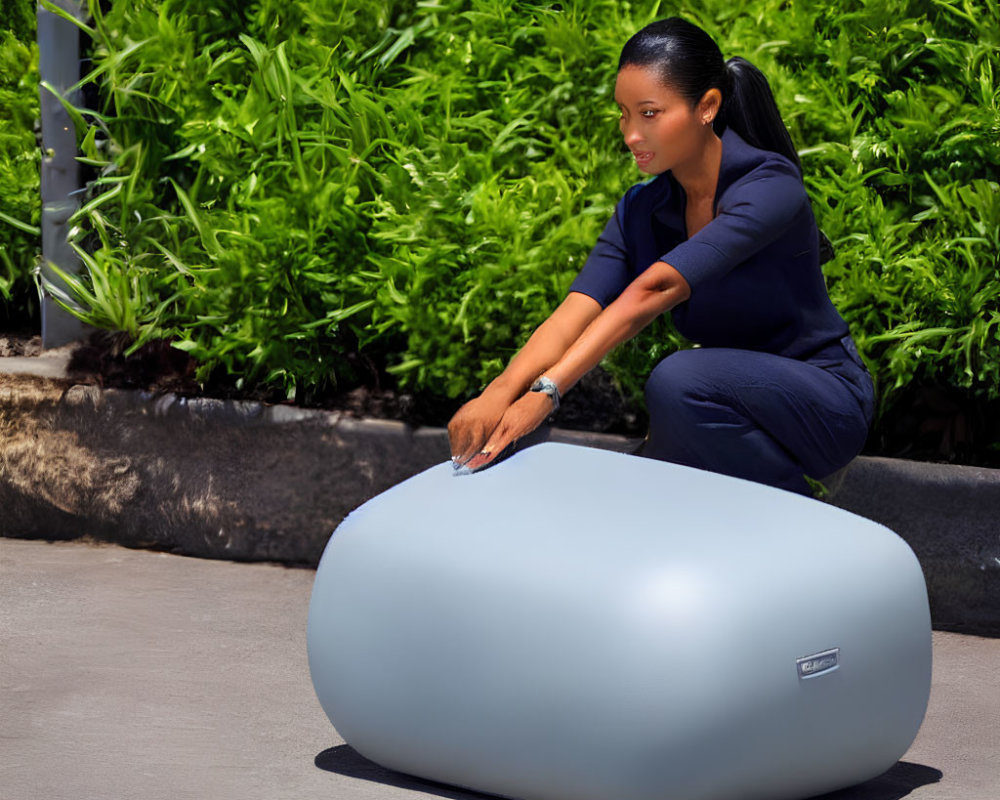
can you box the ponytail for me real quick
[722,57,801,174]
[619,19,801,174]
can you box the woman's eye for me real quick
[641,110,657,118]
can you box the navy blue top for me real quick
[569,128,848,360]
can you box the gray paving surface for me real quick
[2,538,997,800]
[0,347,73,379]
[3,357,999,631]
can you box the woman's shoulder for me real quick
[716,129,807,217]
[718,128,803,193]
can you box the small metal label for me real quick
[797,648,840,679]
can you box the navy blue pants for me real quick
[639,336,875,495]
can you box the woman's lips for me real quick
[633,151,653,167]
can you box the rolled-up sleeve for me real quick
[663,161,808,291]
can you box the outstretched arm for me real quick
[463,260,691,470]
[448,291,602,466]
[546,260,691,397]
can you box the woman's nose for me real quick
[620,119,642,147]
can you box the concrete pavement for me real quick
[0,345,73,379]
[2,538,998,800]
[3,362,999,632]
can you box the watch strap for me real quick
[530,376,561,411]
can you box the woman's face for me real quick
[615,65,713,176]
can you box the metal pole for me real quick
[38,0,87,348]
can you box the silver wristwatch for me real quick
[530,376,561,411]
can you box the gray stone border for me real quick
[823,457,1000,635]
[1,372,997,633]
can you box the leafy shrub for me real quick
[0,1,41,320]
[44,0,406,399]
[40,0,1000,454]
[791,0,1000,419]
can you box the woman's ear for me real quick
[698,88,722,125]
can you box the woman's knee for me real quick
[644,349,707,418]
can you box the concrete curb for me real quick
[1,371,997,632]
[823,457,1000,634]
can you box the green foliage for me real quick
[42,0,1000,430]
[792,0,1000,414]
[44,0,400,398]
[360,1,637,396]
[0,2,41,315]
[0,0,37,42]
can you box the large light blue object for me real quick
[308,443,931,800]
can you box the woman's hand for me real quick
[447,291,601,469]
[448,393,510,468]
[462,390,555,472]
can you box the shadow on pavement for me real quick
[315,745,493,799]
[809,761,942,799]
[315,745,942,800]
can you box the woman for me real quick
[448,17,874,496]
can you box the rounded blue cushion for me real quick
[308,443,931,800]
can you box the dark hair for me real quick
[618,18,801,174]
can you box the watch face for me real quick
[531,378,559,409]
